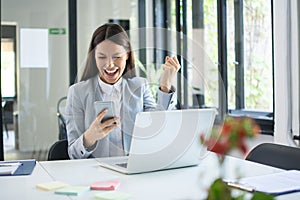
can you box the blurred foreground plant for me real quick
[200,116,260,161]
[200,116,274,200]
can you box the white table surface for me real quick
[0,162,70,200]
[1,152,300,200]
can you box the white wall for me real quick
[2,0,69,151]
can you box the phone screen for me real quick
[94,101,116,122]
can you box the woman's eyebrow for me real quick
[114,51,128,56]
[96,52,106,56]
[97,51,126,56]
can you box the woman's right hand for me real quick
[83,109,119,148]
[159,56,181,93]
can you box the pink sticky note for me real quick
[90,180,120,190]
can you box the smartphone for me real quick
[94,101,116,122]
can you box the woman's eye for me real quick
[98,57,106,59]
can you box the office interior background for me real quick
[1,0,300,161]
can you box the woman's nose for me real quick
[107,57,114,67]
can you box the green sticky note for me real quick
[54,186,90,196]
[94,191,133,200]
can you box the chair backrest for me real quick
[48,139,70,161]
[246,142,300,170]
[57,96,67,140]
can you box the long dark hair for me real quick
[80,23,136,81]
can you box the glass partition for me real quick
[1,0,69,160]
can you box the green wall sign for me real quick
[49,28,66,35]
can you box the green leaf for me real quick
[135,59,147,74]
[207,178,232,200]
[251,192,275,200]
[192,87,202,92]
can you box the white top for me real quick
[98,77,124,156]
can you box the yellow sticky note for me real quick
[94,191,133,200]
[55,186,90,196]
[36,181,69,191]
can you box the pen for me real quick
[227,182,255,192]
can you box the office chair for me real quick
[2,100,14,139]
[246,142,300,170]
[57,96,67,140]
[47,139,70,161]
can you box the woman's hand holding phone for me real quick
[83,108,119,148]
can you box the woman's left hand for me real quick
[160,56,181,93]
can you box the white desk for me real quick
[1,152,300,200]
[0,162,69,200]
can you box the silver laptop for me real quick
[96,108,217,174]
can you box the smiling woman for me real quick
[65,23,180,159]
[95,40,129,84]
[80,23,136,82]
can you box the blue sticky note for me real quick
[54,186,90,196]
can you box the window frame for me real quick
[225,0,274,135]
[146,0,274,134]
[1,24,17,101]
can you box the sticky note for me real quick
[54,186,90,196]
[91,180,120,190]
[94,191,133,200]
[36,181,69,191]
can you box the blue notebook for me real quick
[0,159,36,176]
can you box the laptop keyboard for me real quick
[116,162,128,168]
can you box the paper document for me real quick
[224,170,300,195]
[0,162,22,175]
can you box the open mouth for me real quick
[104,68,119,77]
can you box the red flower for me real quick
[200,116,260,157]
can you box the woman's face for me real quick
[95,40,128,84]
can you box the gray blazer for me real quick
[65,76,176,159]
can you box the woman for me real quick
[66,23,180,159]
